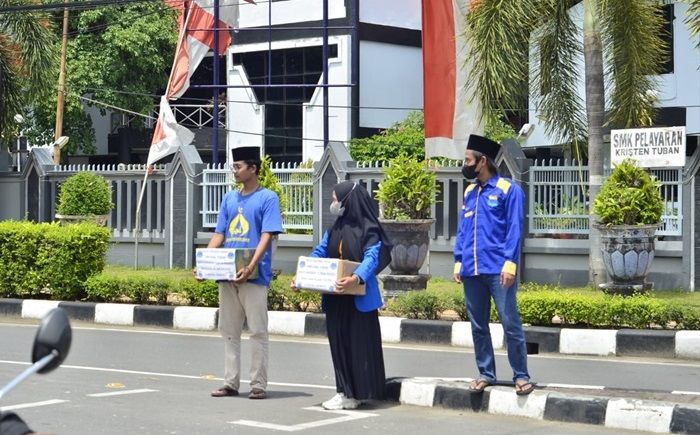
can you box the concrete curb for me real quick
[385,378,700,434]
[2,298,699,361]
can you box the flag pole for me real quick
[134,169,150,269]
[212,0,220,164]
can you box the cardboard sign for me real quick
[610,126,686,168]
[295,256,365,295]
[195,248,258,281]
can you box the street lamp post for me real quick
[14,114,24,172]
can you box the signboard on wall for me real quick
[610,126,686,168]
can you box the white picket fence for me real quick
[201,162,314,230]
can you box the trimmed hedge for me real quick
[387,287,700,330]
[83,272,323,311]
[0,221,110,300]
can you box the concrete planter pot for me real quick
[55,214,110,227]
[379,219,434,275]
[597,223,658,294]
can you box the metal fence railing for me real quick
[528,160,683,236]
[201,162,314,231]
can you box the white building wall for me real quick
[524,1,700,148]
[238,0,346,27]
[360,0,421,30]
[303,35,351,162]
[226,65,265,155]
[359,41,423,129]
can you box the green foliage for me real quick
[465,0,668,153]
[484,111,518,144]
[178,279,219,307]
[24,4,178,155]
[86,274,171,305]
[349,111,425,162]
[376,154,437,220]
[258,155,286,214]
[0,221,110,300]
[592,159,664,225]
[688,0,700,51]
[387,289,449,320]
[0,5,57,145]
[268,275,321,312]
[57,172,114,216]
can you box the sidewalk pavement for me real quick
[2,298,700,434]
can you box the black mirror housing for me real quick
[31,308,72,374]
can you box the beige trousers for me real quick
[218,281,269,391]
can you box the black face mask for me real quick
[462,163,479,180]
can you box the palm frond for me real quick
[463,0,543,119]
[600,0,667,128]
[531,0,587,149]
[1,6,58,98]
[687,0,700,50]
[0,37,23,139]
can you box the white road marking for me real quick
[672,390,700,396]
[88,389,158,397]
[0,399,68,411]
[0,360,335,391]
[231,406,378,432]
[543,383,605,390]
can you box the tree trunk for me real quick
[583,0,607,286]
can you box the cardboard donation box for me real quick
[295,256,365,295]
[195,248,258,281]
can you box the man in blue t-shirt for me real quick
[205,146,283,400]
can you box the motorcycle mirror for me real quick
[31,308,72,374]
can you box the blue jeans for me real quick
[463,274,530,383]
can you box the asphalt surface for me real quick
[1,320,696,434]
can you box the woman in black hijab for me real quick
[293,181,392,410]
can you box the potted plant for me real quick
[56,172,114,226]
[375,153,437,282]
[592,158,664,293]
[534,194,586,239]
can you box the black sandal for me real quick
[468,378,490,393]
[515,380,536,396]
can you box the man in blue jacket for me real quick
[453,134,534,396]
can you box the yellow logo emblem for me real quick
[229,207,250,237]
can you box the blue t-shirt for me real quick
[214,187,283,286]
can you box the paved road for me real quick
[1,321,695,434]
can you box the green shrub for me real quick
[387,289,448,320]
[268,275,321,312]
[178,279,219,307]
[349,111,425,163]
[592,158,664,225]
[57,172,114,216]
[84,275,122,302]
[0,221,110,300]
[376,154,437,220]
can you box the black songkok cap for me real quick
[231,146,261,162]
[466,134,500,160]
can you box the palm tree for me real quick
[0,1,57,144]
[464,0,668,286]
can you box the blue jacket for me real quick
[454,175,524,277]
[310,231,384,312]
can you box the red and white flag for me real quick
[147,96,196,165]
[422,0,483,160]
[147,0,256,165]
[166,0,256,100]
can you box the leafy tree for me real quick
[24,3,178,155]
[349,110,517,163]
[349,111,425,162]
[0,2,57,149]
[464,0,668,285]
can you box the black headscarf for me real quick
[327,181,393,273]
